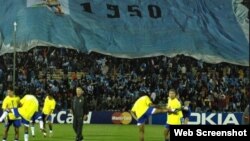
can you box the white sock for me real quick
[43,132,47,136]
[2,139,6,141]
[50,130,53,133]
[31,126,35,136]
[0,111,9,122]
[24,133,29,141]
[39,120,44,130]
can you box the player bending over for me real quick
[130,91,168,141]
[0,94,43,141]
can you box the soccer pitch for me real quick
[0,124,164,141]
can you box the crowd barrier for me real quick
[0,110,243,125]
[39,111,244,125]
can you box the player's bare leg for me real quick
[48,121,53,137]
[41,129,47,137]
[14,127,19,141]
[2,125,10,141]
[184,118,189,125]
[42,122,47,137]
[164,128,170,141]
[138,124,145,141]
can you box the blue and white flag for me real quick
[0,0,249,66]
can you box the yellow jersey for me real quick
[131,95,152,119]
[18,95,39,121]
[166,98,183,125]
[42,96,56,115]
[2,95,20,120]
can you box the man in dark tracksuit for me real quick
[72,87,89,141]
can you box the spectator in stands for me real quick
[0,47,249,113]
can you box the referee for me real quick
[72,87,89,141]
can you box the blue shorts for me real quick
[13,108,40,126]
[182,109,191,119]
[12,108,30,126]
[21,119,30,126]
[165,123,170,129]
[5,119,21,128]
[137,107,156,126]
[32,112,42,122]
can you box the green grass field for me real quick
[0,124,165,141]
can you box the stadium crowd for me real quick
[0,47,249,113]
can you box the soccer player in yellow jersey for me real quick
[131,91,168,141]
[0,94,40,141]
[1,85,21,141]
[164,89,183,141]
[41,93,56,137]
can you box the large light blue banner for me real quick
[0,0,249,66]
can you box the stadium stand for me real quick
[0,0,249,114]
[0,47,249,113]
